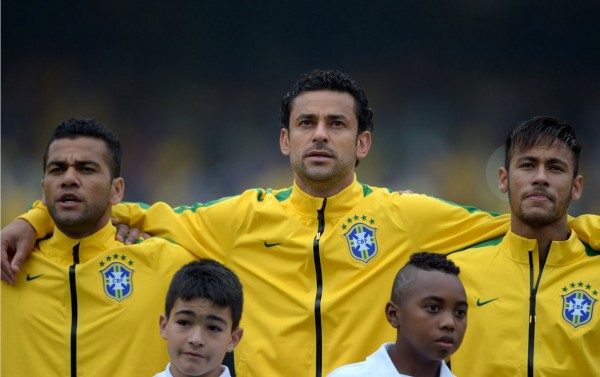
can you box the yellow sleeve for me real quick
[395,194,511,253]
[568,214,600,250]
[111,196,244,261]
[18,201,54,239]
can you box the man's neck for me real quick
[511,217,569,266]
[294,175,354,198]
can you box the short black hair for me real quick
[391,252,460,304]
[43,118,122,179]
[165,259,244,330]
[279,69,374,134]
[505,116,582,177]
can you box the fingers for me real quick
[1,219,36,285]
[1,246,15,285]
[115,223,131,243]
[113,221,147,244]
[124,228,142,245]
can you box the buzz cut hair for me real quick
[391,252,460,304]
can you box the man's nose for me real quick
[532,166,550,186]
[61,167,80,186]
[312,121,329,142]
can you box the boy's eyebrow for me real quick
[174,309,229,325]
[421,295,468,307]
[205,314,229,325]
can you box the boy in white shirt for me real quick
[154,259,244,377]
[328,252,466,377]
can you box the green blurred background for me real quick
[3,1,599,226]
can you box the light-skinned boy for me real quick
[154,259,244,377]
[327,252,467,377]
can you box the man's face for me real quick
[160,297,243,377]
[41,137,123,238]
[280,90,371,196]
[499,142,582,231]
[387,269,467,364]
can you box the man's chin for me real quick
[519,212,560,227]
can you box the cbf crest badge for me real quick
[343,220,378,264]
[100,262,134,302]
[561,284,597,328]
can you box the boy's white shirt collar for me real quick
[153,362,231,377]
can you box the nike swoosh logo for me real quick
[264,241,282,248]
[26,273,45,281]
[476,297,499,306]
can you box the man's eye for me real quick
[176,320,191,327]
[331,120,344,127]
[455,309,467,318]
[208,325,223,332]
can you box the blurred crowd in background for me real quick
[3,1,599,226]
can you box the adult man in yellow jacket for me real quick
[3,72,599,377]
[449,116,600,376]
[1,119,197,377]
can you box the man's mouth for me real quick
[526,191,552,202]
[58,193,82,204]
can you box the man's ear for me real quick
[41,179,47,206]
[355,131,371,161]
[385,301,400,329]
[498,167,509,194]
[227,327,244,352]
[110,177,125,205]
[159,314,168,340]
[280,128,290,156]
[571,175,583,202]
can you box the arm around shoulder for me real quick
[1,218,38,284]
[569,214,600,250]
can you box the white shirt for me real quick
[327,343,456,377]
[153,362,232,377]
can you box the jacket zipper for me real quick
[313,198,327,377]
[70,243,80,377]
[527,251,544,377]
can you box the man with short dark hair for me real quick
[1,119,197,376]
[449,116,600,376]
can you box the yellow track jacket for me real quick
[19,178,598,377]
[449,230,600,377]
[1,221,196,377]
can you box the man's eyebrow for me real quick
[295,113,317,120]
[294,113,350,121]
[47,160,101,167]
[518,155,569,165]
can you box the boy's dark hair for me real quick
[279,69,374,134]
[391,252,460,304]
[43,118,122,179]
[165,259,244,330]
[505,116,582,177]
